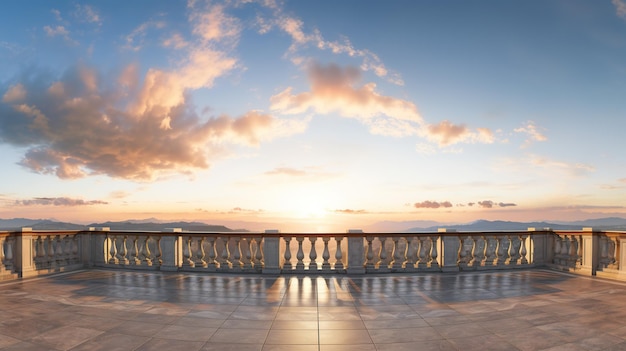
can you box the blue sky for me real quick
[1,0,625,231]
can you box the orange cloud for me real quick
[272,62,494,146]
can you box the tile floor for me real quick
[1,269,626,350]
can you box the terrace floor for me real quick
[1,269,626,351]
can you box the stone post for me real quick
[346,229,365,274]
[579,228,597,276]
[16,228,37,278]
[262,230,281,274]
[440,229,460,272]
[160,229,181,272]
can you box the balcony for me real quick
[2,228,625,280]
[1,228,626,350]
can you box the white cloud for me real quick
[613,0,626,19]
[254,4,403,85]
[514,120,547,147]
[74,4,102,25]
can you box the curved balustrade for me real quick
[1,228,625,281]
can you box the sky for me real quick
[1,0,626,232]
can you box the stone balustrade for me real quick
[1,227,625,281]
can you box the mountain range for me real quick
[1,217,626,232]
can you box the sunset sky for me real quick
[1,0,626,232]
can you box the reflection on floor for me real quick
[1,269,626,350]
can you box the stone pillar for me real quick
[90,227,108,267]
[580,228,597,276]
[262,230,280,274]
[528,228,551,267]
[17,228,37,278]
[346,229,365,274]
[159,232,180,272]
[440,230,460,272]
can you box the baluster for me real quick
[254,238,264,269]
[154,236,163,265]
[63,235,72,265]
[473,236,486,267]
[283,236,292,270]
[561,236,570,266]
[607,237,617,267]
[34,236,45,268]
[71,235,79,264]
[196,237,208,268]
[48,236,56,267]
[0,237,5,271]
[243,237,253,270]
[430,236,439,269]
[568,235,579,267]
[233,236,243,269]
[321,237,331,270]
[484,235,497,266]
[142,236,153,266]
[118,235,129,265]
[206,236,217,269]
[458,236,473,269]
[334,236,344,270]
[509,235,521,264]
[496,235,510,266]
[520,234,528,265]
[55,235,65,267]
[182,236,193,267]
[130,235,140,265]
[296,236,305,270]
[553,236,563,265]
[379,236,389,270]
[365,236,375,270]
[405,236,418,270]
[108,234,118,264]
[391,237,404,270]
[5,236,15,271]
[309,236,318,270]
[221,236,232,269]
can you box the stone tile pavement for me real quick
[1,269,626,350]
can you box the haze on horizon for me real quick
[1,0,625,232]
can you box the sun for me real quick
[289,188,331,219]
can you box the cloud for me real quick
[0,3,309,181]
[74,4,102,25]
[123,20,167,51]
[476,200,517,208]
[2,84,26,103]
[44,25,69,37]
[335,209,367,214]
[271,62,494,145]
[514,120,547,147]
[265,167,308,177]
[14,197,108,206]
[271,62,423,136]
[190,3,240,43]
[528,154,594,176]
[414,201,453,209]
[613,0,626,20]
[254,3,402,85]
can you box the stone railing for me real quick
[1,227,624,281]
[547,228,626,280]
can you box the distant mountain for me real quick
[87,220,241,232]
[0,218,241,232]
[365,220,444,232]
[406,218,626,232]
[0,218,42,229]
